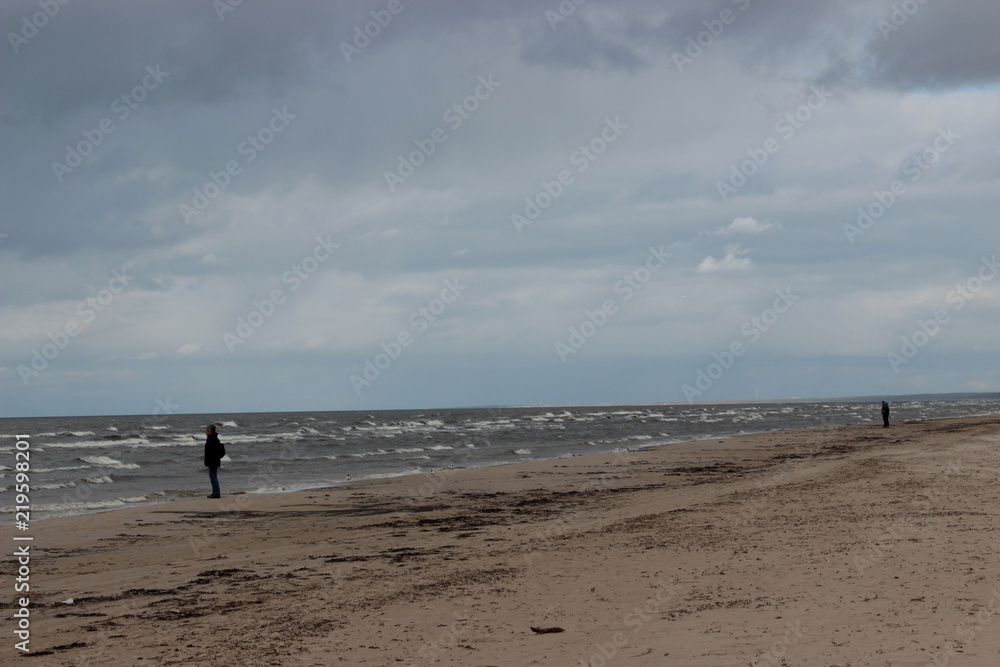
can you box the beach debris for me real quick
[61,598,74,605]
[530,626,565,634]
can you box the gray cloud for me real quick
[2,0,999,416]
[862,0,1000,90]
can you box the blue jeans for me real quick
[208,467,220,496]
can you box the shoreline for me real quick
[10,400,1000,527]
[6,413,1000,665]
[12,418,882,525]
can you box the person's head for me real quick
[205,424,217,435]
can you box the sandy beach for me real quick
[5,414,1000,666]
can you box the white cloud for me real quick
[697,246,753,274]
[716,217,781,236]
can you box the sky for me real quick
[2,0,999,418]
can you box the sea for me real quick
[4,397,1000,523]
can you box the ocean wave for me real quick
[36,481,78,490]
[32,465,92,473]
[84,475,114,484]
[47,437,152,449]
[0,495,153,518]
[101,433,144,441]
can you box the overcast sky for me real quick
[2,0,999,418]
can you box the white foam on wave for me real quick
[222,431,301,444]
[81,456,140,469]
[47,437,152,449]
[0,495,153,520]
[32,464,93,473]
[246,466,432,494]
[36,481,77,490]
[348,448,391,458]
[513,448,531,455]
[84,475,114,484]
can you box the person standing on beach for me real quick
[881,401,890,428]
[204,424,224,498]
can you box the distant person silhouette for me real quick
[881,401,890,428]
[204,424,225,498]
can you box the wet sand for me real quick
[4,414,1000,666]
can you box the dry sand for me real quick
[4,415,1000,666]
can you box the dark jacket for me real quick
[204,433,224,468]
